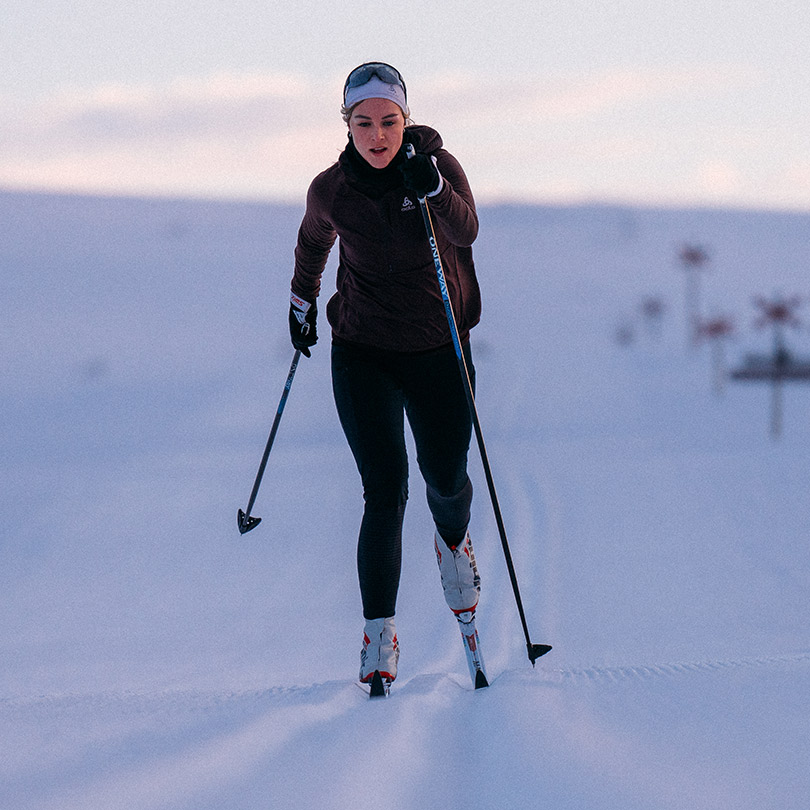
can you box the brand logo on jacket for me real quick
[401,196,415,212]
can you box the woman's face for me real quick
[348,98,405,169]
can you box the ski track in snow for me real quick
[551,649,810,684]
[3,651,808,810]
[1,682,359,810]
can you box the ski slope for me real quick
[2,190,809,809]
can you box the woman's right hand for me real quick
[289,292,318,357]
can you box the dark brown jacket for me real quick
[292,125,481,352]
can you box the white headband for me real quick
[344,76,409,117]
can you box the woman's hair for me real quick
[341,102,413,126]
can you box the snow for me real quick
[2,189,809,809]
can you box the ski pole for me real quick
[237,349,302,535]
[405,145,551,664]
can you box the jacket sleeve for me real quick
[425,149,479,248]
[291,175,337,302]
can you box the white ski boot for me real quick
[434,531,480,615]
[359,617,399,691]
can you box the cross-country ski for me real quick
[457,612,489,689]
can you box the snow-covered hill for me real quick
[2,190,809,809]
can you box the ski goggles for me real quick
[343,62,407,101]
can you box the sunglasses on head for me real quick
[344,62,407,98]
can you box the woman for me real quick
[289,62,482,689]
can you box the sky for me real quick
[3,1,810,210]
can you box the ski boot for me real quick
[434,531,480,615]
[360,616,399,697]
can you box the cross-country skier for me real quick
[289,62,482,691]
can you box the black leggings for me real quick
[332,340,475,619]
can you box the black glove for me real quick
[399,151,442,199]
[289,292,317,357]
